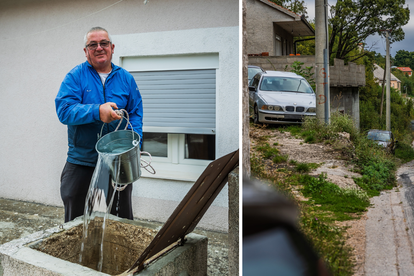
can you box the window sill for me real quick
[140,161,208,182]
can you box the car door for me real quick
[249,74,261,109]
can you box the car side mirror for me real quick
[249,86,256,92]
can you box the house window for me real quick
[185,134,215,160]
[124,54,218,181]
[141,133,168,157]
[141,133,215,161]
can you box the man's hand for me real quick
[99,102,122,123]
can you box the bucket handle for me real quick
[98,109,136,140]
[141,151,156,174]
[111,151,155,192]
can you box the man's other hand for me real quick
[99,102,122,123]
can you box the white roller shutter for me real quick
[132,69,216,134]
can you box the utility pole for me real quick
[385,30,391,131]
[315,0,330,123]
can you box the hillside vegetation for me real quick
[249,113,414,275]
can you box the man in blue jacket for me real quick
[55,27,143,222]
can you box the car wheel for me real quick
[254,105,261,125]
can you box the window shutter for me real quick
[132,69,216,134]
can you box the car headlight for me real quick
[307,107,316,113]
[262,105,282,111]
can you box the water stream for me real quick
[79,152,126,273]
[76,111,153,273]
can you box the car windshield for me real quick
[248,68,263,80]
[367,132,391,142]
[259,76,313,93]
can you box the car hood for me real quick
[259,92,315,106]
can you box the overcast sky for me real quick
[305,0,414,57]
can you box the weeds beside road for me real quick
[249,113,414,275]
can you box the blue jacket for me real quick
[55,61,143,167]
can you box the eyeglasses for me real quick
[86,40,111,51]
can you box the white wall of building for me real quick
[0,0,239,232]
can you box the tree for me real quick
[329,0,409,62]
[269,0,308,16]
[372,51,386,69]
[392,68,414,96]
[394,50,414,69]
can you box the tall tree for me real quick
[329,0,409,62]
[394,50,413,68]
[269,0,308,16]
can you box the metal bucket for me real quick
[96,130,141,185]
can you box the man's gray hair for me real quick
[84,27,112,46]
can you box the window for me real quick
[141,133,215,161]
[141,133,167,157]
[124,54,219,181]
[185,134,215,160]
[140,133,215,181]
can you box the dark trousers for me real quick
[60,161,133,223]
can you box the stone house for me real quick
[246,1,365,129]
[246,0,314,56]
[374,64,401,92]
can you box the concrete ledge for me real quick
[0,216,208,276]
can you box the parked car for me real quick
[367,129,397,154]
[249,70,316,125]
[248,65,265,84]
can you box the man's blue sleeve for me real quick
[55,72,100,125]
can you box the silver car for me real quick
[367,129,396,154]
[249,70,316,124]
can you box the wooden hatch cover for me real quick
[124,149,239,274]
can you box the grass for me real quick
[255,141,289,164]
[250,153,358,275]
[295,162,320,173]
[299,174,370,220]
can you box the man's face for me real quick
[84,30,114,70]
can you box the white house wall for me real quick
[0,0,239,232]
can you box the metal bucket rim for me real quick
[96,130,141,156]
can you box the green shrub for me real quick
[304,135,316,143]
[273,154,288,163]
[289,159,298,165]
[356,160,396,191]
[296,163,311,173]
[395,142,414,163]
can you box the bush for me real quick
[301,112,398,194]
[273,154,288,163]
[296,163,311,173]
[395,142,414,163]
[302,112,356,143]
